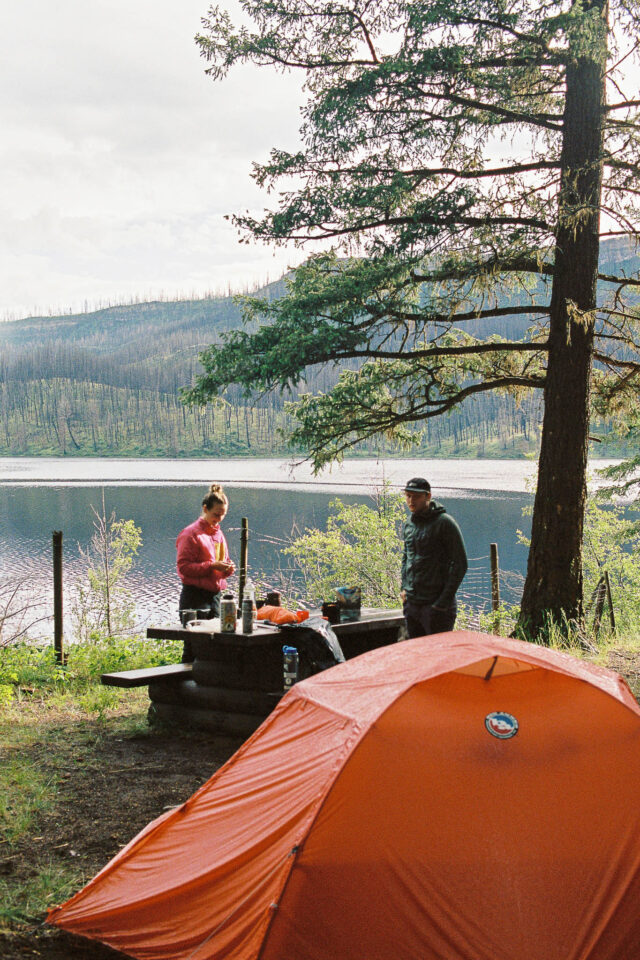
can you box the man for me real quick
[401,477,468,638]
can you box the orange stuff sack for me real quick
[48,631,640,960]
[257,605,309,625]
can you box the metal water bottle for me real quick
[220,592,236,633]
[241,596,254,633]
[282,645,299,692]
[244,577,257,622]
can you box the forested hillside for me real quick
[0,238,636,458]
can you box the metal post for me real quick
[53,531,64,664]
[490,542,500,633]
[239,517,249,607]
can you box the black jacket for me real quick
[401,501,468,607]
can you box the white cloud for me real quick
[4,1,636,320]
[0,0,306,319]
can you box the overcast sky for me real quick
[0,0,306,320]
[2,4,637,322]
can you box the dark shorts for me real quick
[403,599,456,639]
[178,586,220,663]
[179,584,221,615]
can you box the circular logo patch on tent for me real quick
[485,711,519,739]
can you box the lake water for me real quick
[0,457,618,639]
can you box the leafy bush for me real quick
[71,495,142,642]
[582,499,640,635]
[0,645,66,691]
[67,636,180,687]
[286,485,405,607]
[0,636,181,696]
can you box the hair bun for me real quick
[202,483,228,510]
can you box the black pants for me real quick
[403,599,456,639]
[178,586,220,663]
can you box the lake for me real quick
[0,457,618,639]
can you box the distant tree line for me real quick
[0,373,627,459]
[0,277,633,459]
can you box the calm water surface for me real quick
[0,457,617,638]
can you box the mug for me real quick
[321,601,341,625]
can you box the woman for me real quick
[176,484,236,660]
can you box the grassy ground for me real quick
[1,635,639,960]
[0,690,239,960]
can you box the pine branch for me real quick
[344,340,549,362]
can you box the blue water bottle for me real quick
[282,645,299,692]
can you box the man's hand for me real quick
[212,560,235,575]
[400,590,406,602]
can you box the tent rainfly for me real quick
[48,631,640,960]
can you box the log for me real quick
[148,701,265,738]
[192,655,282,691]
[148,679,279,716]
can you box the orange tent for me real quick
[48,631,640,960]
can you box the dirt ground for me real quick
[1,715,240,960]
[2,647,639,960]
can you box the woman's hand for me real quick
[212,560,235,575]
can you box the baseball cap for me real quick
[403,477,431,493]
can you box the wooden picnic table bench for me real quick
[101,663,193,688]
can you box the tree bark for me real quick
[519,6,607,636]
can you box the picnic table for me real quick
[103,608,406,737]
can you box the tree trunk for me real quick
[519,7,607,637]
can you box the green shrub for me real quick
[582,499,640,636]
[0,645,67,690]
[0,636,182,697]
[66,636,181,688]
[71,497,142,642]
[286,485,405,607]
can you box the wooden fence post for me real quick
[604,570,616,634]
[490,542,500,632]
[239,518,249,607]
[52,530,64,664]
[592,576,607,638]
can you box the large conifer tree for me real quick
[188,0,640,635]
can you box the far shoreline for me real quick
[0,454,622,496]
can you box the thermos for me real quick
[282,645,299,692]
[241,597,254,634]
[244,577,257,622]
[220,592,236,633]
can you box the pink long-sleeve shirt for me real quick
[176,516,230,593]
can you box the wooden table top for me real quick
[147,607,404,647]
